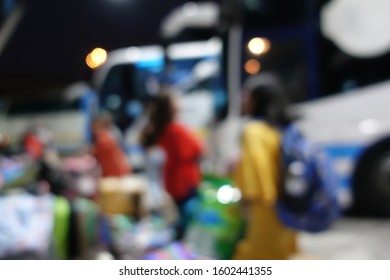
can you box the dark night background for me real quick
[0,0,389,98]
[0,0,224,95]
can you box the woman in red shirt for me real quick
[92,114,131,177]
[141,91,204,238]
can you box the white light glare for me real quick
[248,37,271,56]
[217,185,242,204]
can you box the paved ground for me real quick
[295,217,390,259]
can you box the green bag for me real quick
[184,175,244,259]
[53,196,71,259]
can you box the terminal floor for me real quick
[294,217,390,259]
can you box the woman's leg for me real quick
[174,189,198,240]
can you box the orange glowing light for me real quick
[244,59,261,75]
[86,47,107,69]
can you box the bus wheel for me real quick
[352,138,390,217]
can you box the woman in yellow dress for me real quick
[233,73,297,260]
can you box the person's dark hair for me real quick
[141,89,176,148]
[244,72,292,127]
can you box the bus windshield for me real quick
[98,41,227,131]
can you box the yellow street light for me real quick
[86,47,107,69]
[248,37,271,56]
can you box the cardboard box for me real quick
[98,175,147,216]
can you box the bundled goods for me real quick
[0,193,55,259]
[108,214,175,259]
[60,155,101,199]
[73,198,101,259]
[0,155,38,190]
[143,241,199,260]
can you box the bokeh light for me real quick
[247,37,271,56]
[244,59,261,75]
[86,47,107,69]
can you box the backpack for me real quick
[276,124,340,233]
